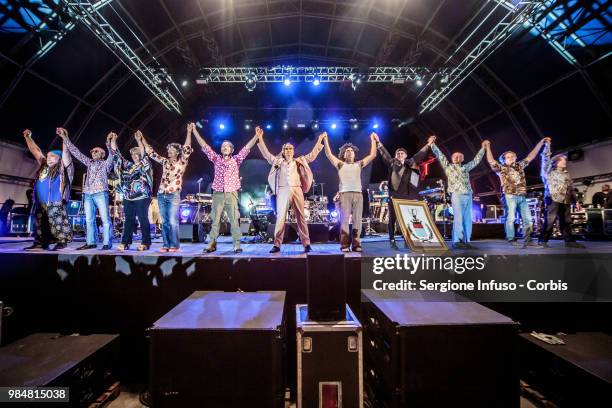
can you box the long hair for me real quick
[338,143,359,161]
[37,161,61,181]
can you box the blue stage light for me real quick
[331,210,338,218]
[266,124,272,130]
[283,78,291,86]
[219,123,225,130]
[313,77,321,86]
[331,123,337,130]
[372,123,379,129]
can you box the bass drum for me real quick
[148,197,161,225]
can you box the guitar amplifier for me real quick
[149,291,286,408]
[9,214,32,234]
[296,304,363,408]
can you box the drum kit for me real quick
[180,193,215,224]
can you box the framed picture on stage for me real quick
[392,199,447,252]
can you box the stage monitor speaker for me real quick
[0,333,119,407]
[306,254,346,321]
[267,223,330,243]
[179,223,207,242]
[149,291,286,408]
[362,290,519,408]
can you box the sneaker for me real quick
[234,247,243,254]
[389,240,399,250]
[352,246,363,252]
[50,242,68,251]
[101,245,112,250]
[269,246,280,253]
[168,247,179,253]
[137,244,150,251]
[304,245,312,253]
[340,247,350,252]
[117,243,130,251]
[159,247,169,253]
[77,244,96,250]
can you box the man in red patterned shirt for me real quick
[191,123,259,253]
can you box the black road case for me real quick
[296,304,363,408]
[149,291,286,408]
[362,290,519,408]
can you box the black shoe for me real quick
[389,240,399,250]
[463,243,477,250]
[234,247,243,254]
[77,244,96,250]
[452,242,466,249]
[565,241,585,249]
[50,242,68,251]
[24,243,46,251]
[100,245,112,250]
[205,242,217,253]
[304,245,312,253]
[269,246,280,253]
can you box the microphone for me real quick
[197,178,203,183]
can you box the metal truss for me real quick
[197,66,455,84]
[60,0,181,114]
[419,0,547,114]
[498,0,612,66]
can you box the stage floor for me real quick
[1,236,611,257]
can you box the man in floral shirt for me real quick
[430,136,488,249]
[539,138,582,247]
[141,125,193,252]
[59,128,115,250]
[191,123,259,254]
[485,137,549,247]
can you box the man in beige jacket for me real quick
[258,130,325,253]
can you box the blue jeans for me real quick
[451,193,473,243]
[84,191,112,246]
[158,191,180,248]
[503,194,533,241]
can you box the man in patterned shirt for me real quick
[110,131,153,251]
[191,123,259,254]
[141,125,193,252]
[430,136,487,249]
[485,138,549,247]
[59,128,115,250]
[539,138,582,247]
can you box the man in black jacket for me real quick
[377,135,435,249]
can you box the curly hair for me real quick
[166,142,184,159]
[338,143,359,161]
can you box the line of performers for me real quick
[20,123,578,253]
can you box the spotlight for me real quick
[195,121,203,129]
[312,121,319,130]
[266,124,272,130]
[373,122,379,129]
[440,74,449,84]
[350,73,365,91]
[349,118,358,130]
[313,76,321,86]
[283,122,289,130]
[331,123,337,130]
[416,77,424,87]
[219,123,225,130]
[181,79,189,88]
[352,123,359,130]
[245,73,257,92]
[283,77,291,86]
[330,210,338,218]
[244,122,251,130]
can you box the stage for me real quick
[1,236,611,382]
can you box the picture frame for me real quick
[392,199,448,252]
